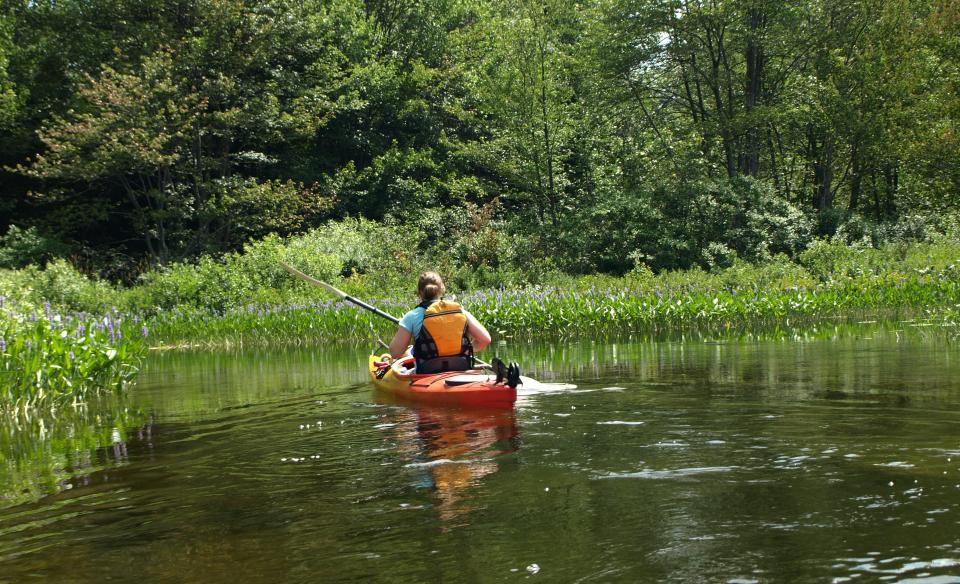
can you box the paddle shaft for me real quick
[280,262,492,368]
[281,262,400,323]
[340,293,400,324]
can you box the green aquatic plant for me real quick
[0,298,146,412]
[134,261,960,347]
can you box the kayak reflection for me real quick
[379,401,519,526]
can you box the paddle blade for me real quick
[279,262,347,298]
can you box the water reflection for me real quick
[0,403,153,509]
[377,401,518,527]
[4,323,960,583]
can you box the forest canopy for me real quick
[1,0,958,280]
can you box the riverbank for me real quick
[143,269,960,348]
[2,238,960,410]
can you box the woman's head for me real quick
[417,271,445,300]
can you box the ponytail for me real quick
[417,271,445,300]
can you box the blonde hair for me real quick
[417,271,445,300]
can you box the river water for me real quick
[2,324,960,583]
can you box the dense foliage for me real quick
[1,0,957,279]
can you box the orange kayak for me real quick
[367,355,517,408]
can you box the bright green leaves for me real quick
[0,301,145,413]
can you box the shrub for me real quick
[0,260,118,313]
[126,218,425,311]
[717,256,818,291]
[31,260,119,311]
[0,226,69,269]
[798,238,880,280]
[550,177,813,274]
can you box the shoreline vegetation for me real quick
[3,227,960,412]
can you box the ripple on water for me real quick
[835,557,960,581]
[404,459,464,469]
[643,441,689,448]
[597,466,740,480]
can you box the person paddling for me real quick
[388,271,491,373]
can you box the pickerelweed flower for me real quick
[0,338,6,352]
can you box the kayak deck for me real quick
[368,355,517,407]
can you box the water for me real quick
[3,325,960,582]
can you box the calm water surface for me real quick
[2,325,960,583]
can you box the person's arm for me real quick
[464,310,491,352]
[389,326,412,359]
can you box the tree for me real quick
[21,50,200,264]
[466,0,584,225]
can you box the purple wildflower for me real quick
[0,338,5,352]
[141,325,149,338]
[69,351,75,360]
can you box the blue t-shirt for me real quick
[399,305,428,339]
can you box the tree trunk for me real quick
[810,128,835,211]
[883,161,898,218]
[742,6,765,177]
[848,142,861,212]
[538,37,557,224]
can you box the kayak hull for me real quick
[368,355,517,408]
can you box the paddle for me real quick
[280,261,401,324]
[279,261,495,370]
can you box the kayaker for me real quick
[388,271,491,373]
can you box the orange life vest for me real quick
[414,299,474,373]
